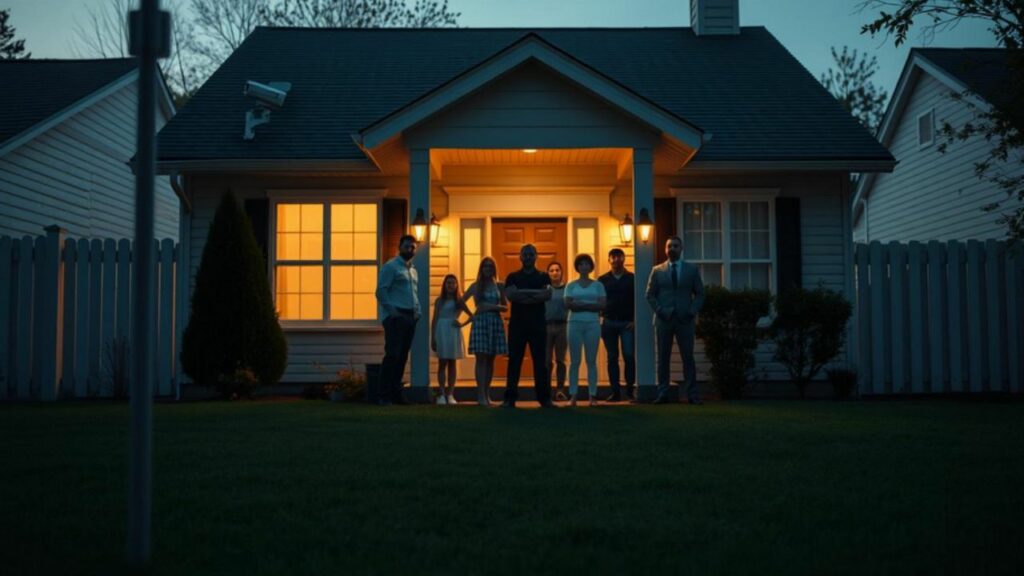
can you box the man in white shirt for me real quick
[375,234,420,405]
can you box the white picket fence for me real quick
[0,228,181,400]
[855,239,1023,395]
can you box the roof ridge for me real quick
[0,57,136,64]
[253,25,768,32]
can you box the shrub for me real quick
[695,286,772,399]
[327,365,366,402]
[181,192,287,397]
[220,366,259,400]
[827,368,857,400]
[770,285,853,398]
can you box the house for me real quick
[157,0,894,399]
[853,48,1022,243]
[0,59,181,241]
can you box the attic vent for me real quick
[691,0,740,36]
[917,109,934,148]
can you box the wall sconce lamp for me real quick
[411,208,428,243]
[619,213,634,245]
[429,213,441,246]
[637,208,654,244]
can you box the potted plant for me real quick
[326,364,366,402]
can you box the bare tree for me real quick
[266,0,460,28]
[186,0,271,84]
[0,8,31,59]
[820,46,888,134]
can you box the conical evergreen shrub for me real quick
[182,192,287,397]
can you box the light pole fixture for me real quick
[411,208,427,243]
[429,213,441,246]
[637,208,654,244]
[619,213,634,246]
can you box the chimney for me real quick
[691,0,740,35]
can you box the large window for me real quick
[274,201,379,321]
[680,198,774,291]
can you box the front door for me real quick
[490,218,568,378]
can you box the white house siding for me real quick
[854,72,1024,242]
[0,81,179,240]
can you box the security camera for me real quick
[244,80,290,108]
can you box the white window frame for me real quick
[671,188,778,294]
[268,190,386,330]
[917,108,935,149]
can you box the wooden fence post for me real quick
[0,236,11,398]
[985,240,1006,392]
[869,241,889,394]
[907,242,927,393]
[927,241,947,393]
[965,240,986,393]
[158,239,175,396]
[1008,249,1022,393]
[947,241,966,392]
[61,239,77,398]
[34,226,66,400]
[855,243,872,395]
[74,238,91,398]
[101,239,117,397]
[14,236,33,399]
[889,241,907,394]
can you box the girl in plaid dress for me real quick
[462,257,507,406]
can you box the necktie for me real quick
[671,262,678,289]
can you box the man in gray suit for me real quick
[645,236,705,404]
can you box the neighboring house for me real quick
[157,0,894,397]
[853,48,1023,243]
[0,59,181,240]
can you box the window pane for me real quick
[683,203,701,230]
[702,202,721,230]
[300,232,322,260]
[276,232,300,260]
[277,204,301,233]
[330,265,377,320]
[353,232,376,260]
[330,294,353,320]
[699,263,722,286]
[353,204,377,232]
[331,233,353,260]
[331,204,354,233]
[331,265,353,293]
[683,231,702,260]
[299,294,323,320]
[730,201,749,230]
[353,294,377,320]
[751,231,770,259]
[276,264,324,320]
[730,263,770,290]
[301,204,323,232]
[704,231,721,259]
[732,231,750,259]
[750,202,769,229]
[353,265,377,293]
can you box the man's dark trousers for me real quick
[655,314,698,402]
[505,318,551,404]
[601,319,635,397]
[380,310,417,402]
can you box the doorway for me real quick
[490,218,568,378]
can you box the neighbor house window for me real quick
[681,199,774,291]
[274,202,379,321]
[918,109,935,148]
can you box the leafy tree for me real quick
[0,9,30,59]
[769,286,853,399]
[265,0,460,27]
[820,45,889,134]
[860,0,1024,242]
[182,192,287,397]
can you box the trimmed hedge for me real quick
[181,192,287,397]
[770,285,852,398]
[695,286,771,399]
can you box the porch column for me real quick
[632,148,657,401]
[408,148,431,402]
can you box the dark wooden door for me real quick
[491,218,568,378]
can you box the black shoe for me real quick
[625,388,636,401]
[538,400,557,408]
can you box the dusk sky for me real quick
[5,0,1000,101]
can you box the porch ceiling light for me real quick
[637,208,654,245]
[522,149,538,154]
[411,208,428,243]
[619,213,634,245]
[429,213,441,246]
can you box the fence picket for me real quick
[869,241,889,394]
[965,241,986,393]
[88,239,103,396]
[61,239,77,398]
[855,243,871,395]
[101,239,117,397]
[985,240,1006,392]
[1007,251,1023,393]
[0,236,11,398]
[158,239,175,396]
[74,238,90,397]
[889,242,907,393]
[907,242,927,393]
[947,241,966,393]
[14,237,33,399]
[927,242,947,393]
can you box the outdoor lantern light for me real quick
[637,208,654,244]
[411,208,428,243]
[619,213,634,245]
[429,213,441,246]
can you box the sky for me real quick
[4,0,1000,97]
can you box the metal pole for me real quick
[128,0,160,565]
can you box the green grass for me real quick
[2,400,1023,575]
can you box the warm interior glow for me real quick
[522,149,538,154]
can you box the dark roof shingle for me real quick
[0,58,138,147]
[157,27,892,164]
[915,48,1018,111]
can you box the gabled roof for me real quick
[0,59,140,154]
[852,48,1015,223]
[156,27,893,170]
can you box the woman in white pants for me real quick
[564,254,606,406]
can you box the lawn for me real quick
[2,400,1023,575]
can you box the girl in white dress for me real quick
[432,274,473,405]
[564,254,606,406]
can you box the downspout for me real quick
[170,171,191,213]
[859,197,869,242]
